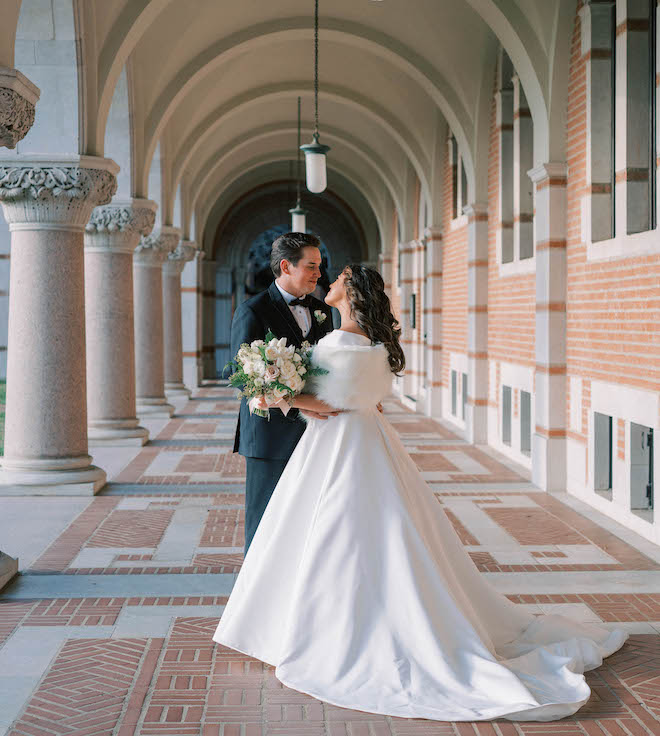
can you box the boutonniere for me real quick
[314,309,327,324]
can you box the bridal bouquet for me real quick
[227,331,327,419]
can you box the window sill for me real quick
[498,256,535,278]
[450,214,468,231]
[587,227,660,262]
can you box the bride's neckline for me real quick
[337,328,369,339]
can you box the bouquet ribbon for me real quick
[248,396,292,417]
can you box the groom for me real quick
[230,232,334,553]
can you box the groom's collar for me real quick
[274,280,300,305]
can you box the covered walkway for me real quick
[1,385,660,736]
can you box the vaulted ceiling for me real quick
[4,0,576,259]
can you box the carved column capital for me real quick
[135,225,181,266]
[0,68,40,150]
[0,155,118,229]
[85,198,157,254]
[163,240,197,275]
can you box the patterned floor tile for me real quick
[3,381,660,736]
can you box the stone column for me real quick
[163,240,196,397]
[529,163,568,492]
[0,155,117,494]
[84,199,157,445]
[134,226,180,417]
[0,69,40,588]
[463,205,489,444]
[182,250,203,390]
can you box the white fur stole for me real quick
[307,342,393,410]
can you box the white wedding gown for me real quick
[213,330,627,722]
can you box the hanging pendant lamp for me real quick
[301,0,330,193]
[290,96,307,232]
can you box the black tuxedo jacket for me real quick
[230,281,334,459]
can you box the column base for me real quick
[532,433,567,492]
[0,463,107,495]
[137,397,175,418]
[0,552,18,590]
[165,382,191,398]
[88,421,149,447]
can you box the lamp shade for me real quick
[289,205,307,233]
[301,135,330,194]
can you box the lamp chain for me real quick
[314,0,319,138]
[296,95,302,205]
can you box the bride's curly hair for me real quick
[343,264,405,375]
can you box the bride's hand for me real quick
[294,395,342,416]
[299,409,331,420]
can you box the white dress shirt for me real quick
[275,281,312,337]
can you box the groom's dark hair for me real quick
[270,232,321,276]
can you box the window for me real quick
[451,370,457,415]
[502,385,512,445]
[631,423,654,521]
[461,372,468,420]
[497,48,534,264]
[584,0,657,240]
[497,51,514,264]
[594,412,613,498]
[409,293,416,329]
[520,390,531,455]
[449,133,468,220]
[449,135,459,218]
[460,159,468,217]
[513,75,534,259]
[619,0,656,234]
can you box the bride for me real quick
[213,264,627,722]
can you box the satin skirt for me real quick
[213,408,627,722]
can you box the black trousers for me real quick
[244,457,289,555]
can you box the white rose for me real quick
[253,377,264,388]
[243,362,254,376]
[277,337,287,349]
[264,345,279,361]
[269,337,278,347]
[288,374,304,392]
[292,352,302,363]
[250,340,264,349]
[264,365,280,383]
[279,361,296,379]
[252,360,266,377]
[273,386,289,400]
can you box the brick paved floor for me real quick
[2,380,660,736]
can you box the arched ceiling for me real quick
[4,0,574,254]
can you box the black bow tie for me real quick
[289,295,312,308]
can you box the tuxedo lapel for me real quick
[268,282,304,347]
[308,299,332,344]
